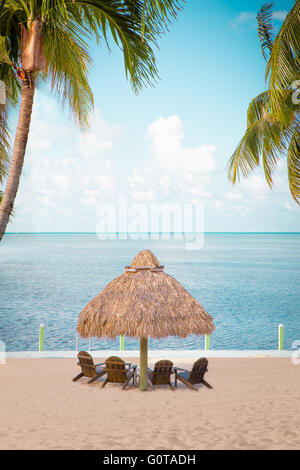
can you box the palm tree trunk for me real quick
[0,79,35,242]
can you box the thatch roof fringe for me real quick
[77,250,214,340]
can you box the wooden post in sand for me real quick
[140,336,148,391]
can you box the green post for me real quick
[278,324,284,351]
[39,323,44,351]
[204,334,210,350]
[139,336,148,391]
[120,335,125,351]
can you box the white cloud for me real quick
[13,94,122,229]
[230,9,287,29]
[230,12,256,29]
[224,191,242,200]
[210,200,225,210]
[148,115,216,174]
[78,111,125,158]
[272,10,287,21]
[6,94,299,233]
[241,175,270,199]
[285,202,297,212]
[128,115,216,203]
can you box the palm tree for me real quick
[228,1,300,204]
[0,0,183,242]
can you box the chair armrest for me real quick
[125,362,132,367]
[95,362,105,367]
[174,367,189,373]
[127,365,137,371]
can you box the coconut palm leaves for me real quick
[257,1,275,60]
[287,120,300,202]
[228,1,300,204]
[0,36,20,186]
[0,105,10,184]
[0,0,183,128]
[0,0,184,241]
[228,91,285,188]
[42,14,94,129]
[266,0,300,119]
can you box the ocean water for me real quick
[0,233,300,351]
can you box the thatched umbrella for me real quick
[77,249,214,391]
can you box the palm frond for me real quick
[257,2,275,61]
[0,189,14,219]
[0,36,21,105]
[0,37,20,184]
[0,0,184,126]
[287,121,300,203]
[228,116,284,187]
[266,0,300,119]
[75,0,159,92]
[261,119,285,186]
[43,15,94,129]
[227,120,263,184]
[229,2,300,202]
[0,103,10,184]
[73,0,184,92]
[135,0,184,36]
[247,91,271,127]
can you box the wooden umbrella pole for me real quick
[139,336,148,391]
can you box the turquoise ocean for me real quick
[0,233,299,351]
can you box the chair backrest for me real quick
[151,360,173,385]
[105,356,127,383]
[77,351,96,378]
[188,358,208,385]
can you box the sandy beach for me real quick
[0,357,299,450]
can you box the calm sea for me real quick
[0,233,300,351]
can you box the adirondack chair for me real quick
[102,356,137,390]
[147,360,174,390]
[73,350,106,384]
[174,358,213,391]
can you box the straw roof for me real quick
[77,250,214,339]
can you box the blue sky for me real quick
[5,0,300,233]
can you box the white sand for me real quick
[0,357,299,450]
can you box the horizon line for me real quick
[4,231,300,235]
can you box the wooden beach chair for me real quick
[147,360,175,390]
[174,358,213,391]
[72,350,106,384]
[102,356,137,390]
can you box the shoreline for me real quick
[4,349,295,359]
